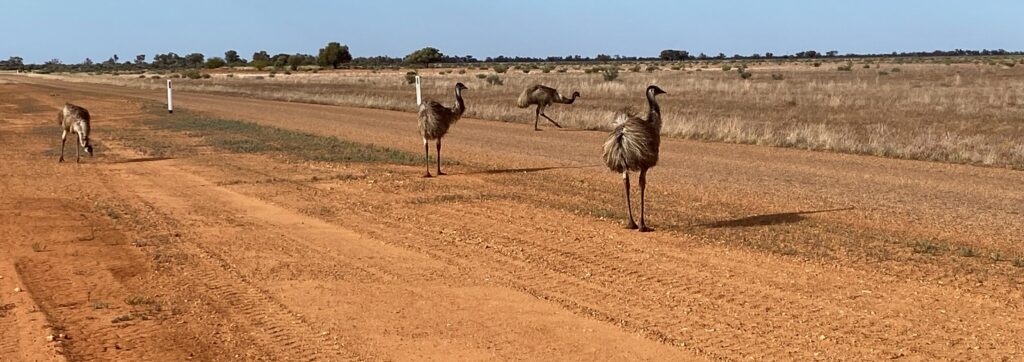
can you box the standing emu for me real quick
[516,84,580,131]
[601,85,667,232]
[57,103,93,163]
[418,82,468,177]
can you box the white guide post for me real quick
[166,79,173,114]
[415,75,422,106]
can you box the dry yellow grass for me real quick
[29,59,1024,168]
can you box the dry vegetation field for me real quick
[28,57,1024,169]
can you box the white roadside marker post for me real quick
[415,75,422,106]
[167,79,173,114]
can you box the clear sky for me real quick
[2,0,1022,64]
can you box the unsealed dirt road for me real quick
[2,74,1023,361]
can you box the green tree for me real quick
[205,57,226,69]
[252,51,270,62]
[403,47,443,65]
[184,53,205,67]
[659,49,690,61]
[224,50,240,64]
[317,42,353,69]
[287,54,305,70]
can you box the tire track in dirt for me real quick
[99,149,699,360]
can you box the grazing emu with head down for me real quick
[418,82,468,177]
[57,103,93,163]
[516,84,580,131]
[601,85,667,232]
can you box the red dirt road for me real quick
[1,75,1022,360]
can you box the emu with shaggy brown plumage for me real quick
[602,85,667,232]
[57,103,94,163]
[516,84,579,131]
[418,82,468,177]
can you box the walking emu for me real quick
[57,103,93,163]
[516,84,580,131]
[418,82,468,177]
[601,85,667,232]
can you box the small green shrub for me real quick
[404,71,417,84]
[721,65,732,71]
[891,67,901,73]
[837,63,853,71]
[812,62,822,67]
[959,246,976,257]
[457,69,466,74]
[485,74,503,85]
[201,73,211,79]
[771,73,784,80]
[493,64,508,73]
[862,64,871,69]
[602,66,619,81]
[877,71,889,76]
[739,71,752,79]
[475,73,487,79]
[646,65,658,72]
[181,69,201,79]
[556,68,567,73]
[631,64,641,72]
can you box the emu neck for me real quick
[562,93,578,104]
[646,91,662,127]
[454,88,466,116]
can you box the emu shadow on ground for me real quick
[465,165,600,175]
[109,156,175,164]
[702,207,855,229]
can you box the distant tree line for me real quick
[2,46,1022,72]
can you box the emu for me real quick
[601,85,667,232]
[516,84,579,131]
[418,82,468,177]
[57,103,93,163]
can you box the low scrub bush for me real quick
[602,66,619,81]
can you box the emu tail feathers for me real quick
[602,126,628,173]
[516,87,532,108]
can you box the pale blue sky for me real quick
[1,0,1021,63]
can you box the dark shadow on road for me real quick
[108,156,175,164]
[465,165,600,175]
[701,207,855,228]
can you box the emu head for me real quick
[80,137,93,156]
[571,91,581,99]
[647,85,667,96]
[455,82,469,91]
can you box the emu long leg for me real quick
[76,139,81,163]
[59,131,67,163]
[623,172,638,229]
[638,168,652,232]
[422,138,432,177]
[534,106,541,131]
[540,112,563,128]
[436,138,446,175]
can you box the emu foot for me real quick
[638,225,654,233]
[436,171,447,176]
[624,220,638,230]
[422,172,433,178]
